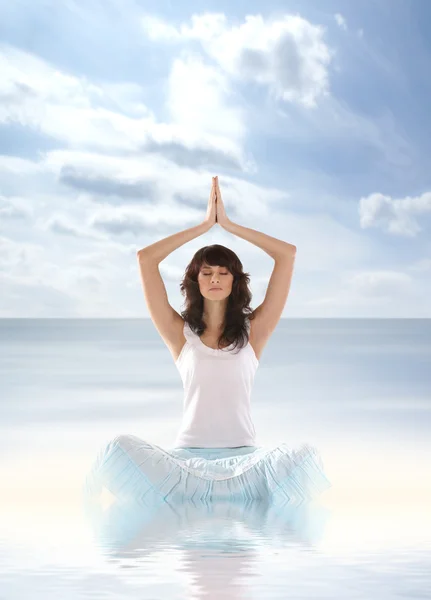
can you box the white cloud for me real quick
[141,12,226,42]
[0,232,138,318]
[0,155,48,175]
[334,14,347,31]
[167,54,245,141]
[0,6,428,319]
[38,147,274,217]
[139,13,186,42]
[407,258,431,272]
[0,43,248,170]
[43,215,105,240]
[141,12,333,107]
[0,195,33,220]
[0,42,149,149]
[0,236,44,274]
[359,191,431,237]
[347,270,413,297]
[305,267,426,318]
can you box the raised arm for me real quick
[214,176,296,354]
[214,176,296,259]
[136,178,218,359]
[137,221,210,264]
[137,177,217,263]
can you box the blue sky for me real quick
[0,0,430,318]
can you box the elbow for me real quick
[137,247,152,257]
[136,248,150,261]
[137,248,158,265]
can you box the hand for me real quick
[214,176,230,227]
[203,177,217,229]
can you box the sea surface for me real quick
[1,318,430,599]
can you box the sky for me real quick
[0,0,430,318]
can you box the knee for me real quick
[110,434,131,447]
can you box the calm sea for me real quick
[1,318,430,599]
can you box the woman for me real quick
[83,177,331,506]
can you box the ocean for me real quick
[1,318,430,599]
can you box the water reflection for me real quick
[83,494,331,598]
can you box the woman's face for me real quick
[197,263,234,299]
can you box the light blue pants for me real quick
[83,435,331,506]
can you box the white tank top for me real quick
[174,317,259,448]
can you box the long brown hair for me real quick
[179,244,255,353]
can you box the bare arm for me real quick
[136,179,217,361]
[214,177,295,260]
[223,218,296,351]
[137,177,217,264]
[222,219,296,260]
[137,221,211,264]
[136,222,211,361]
[214,177,296,357]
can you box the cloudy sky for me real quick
[1,0,430,318]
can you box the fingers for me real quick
[211,176,219,200]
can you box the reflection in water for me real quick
[83,494,331,599]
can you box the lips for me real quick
[210,287,222,290]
